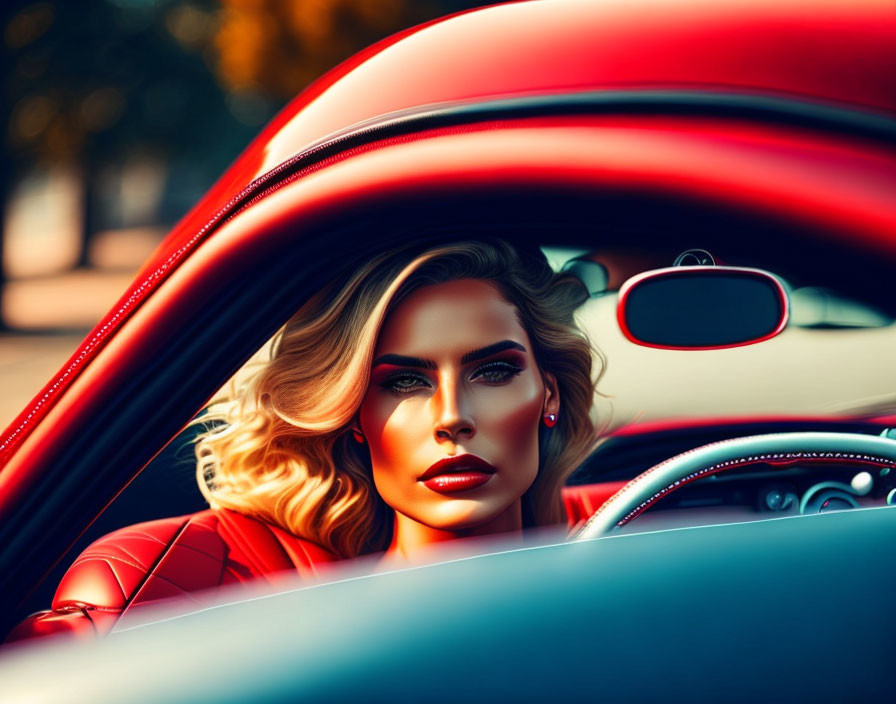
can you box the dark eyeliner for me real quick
[471,359,523,383]
[380,370,432,395]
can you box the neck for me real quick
[384,500,524,565]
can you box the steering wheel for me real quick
[574,431,896,540]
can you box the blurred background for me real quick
[1,0,486,427]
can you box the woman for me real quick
[9,238,598,640]
[199,238,598,562]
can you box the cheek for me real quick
[476,378,544,466]
[359,395,431,517]
[359,393,427,475]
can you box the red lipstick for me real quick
[418,455,496,493]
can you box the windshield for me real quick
[541,246,896,430]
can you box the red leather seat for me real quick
[7,508,338,642]
[9,485,618,642]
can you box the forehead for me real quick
[375,279,529,357]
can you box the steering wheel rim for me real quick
[574,431,896,540]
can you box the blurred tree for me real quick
[212,0,484,100]
[4,0,254,276]
[3,0,484,330]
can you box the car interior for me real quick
[11,186,896,630]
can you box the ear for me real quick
[543,371,560,418]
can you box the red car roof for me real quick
[196,0,896,213]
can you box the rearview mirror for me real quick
[617,267,789,349]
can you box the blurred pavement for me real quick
[0,269,134,430]
[0,333,84,430]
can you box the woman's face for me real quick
[359,278,558,532]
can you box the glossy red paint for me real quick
[616,266,790,351]
[148,0,896,274]
[253,0,896,173]
[1,0,893,469]
[127,0,894,255]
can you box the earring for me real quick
[543,413,557,429]
[351,428,365,444]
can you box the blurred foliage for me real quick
[215,0,443,98]
[5,0,259,175]
[5,0,485,173]
[1,0,487,325]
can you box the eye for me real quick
[471,360,523,384]
[380,371,432,395]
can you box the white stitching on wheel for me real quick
[614,451,896,525]
[577,434,896,537]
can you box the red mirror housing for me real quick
[617,266,789,349]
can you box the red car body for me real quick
[1,1,895,698]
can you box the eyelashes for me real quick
[379,360,523,396]
[469,360,523,384]
[380,371,431,395]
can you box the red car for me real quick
[1,0,895,700]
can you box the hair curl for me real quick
[197,239,600,557]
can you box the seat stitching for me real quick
[109,530,168,544]
[169,540,226,563]
[102,558,129,602]
[69,553,151,573]
[119,516,193,611]
[112,545,154,570]
[136,575,205,603]
[72,532,172,568]
[104,538,223,564]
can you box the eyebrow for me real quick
[461,340,526,364]
[371,340,526,369]
[371,353,437,370]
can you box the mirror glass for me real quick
[619,267,788,348]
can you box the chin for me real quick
[420,497,516,533]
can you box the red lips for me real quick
[418,455,497,493]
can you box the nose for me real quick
[432,374,475,445]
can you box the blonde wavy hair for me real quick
[196,239,599,557]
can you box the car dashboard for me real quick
[567,418,896,534]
